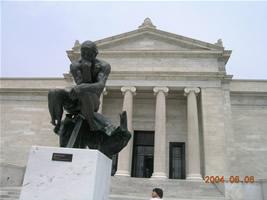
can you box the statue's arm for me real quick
[75,63,111,94]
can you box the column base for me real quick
[186,173,203,181]
[151,172,167,179]
[115,170,131,177]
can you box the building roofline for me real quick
[232,79,267,82]
[0,77,64,80]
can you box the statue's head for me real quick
[80,40,98,61]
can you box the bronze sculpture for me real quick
[48,40,131,158]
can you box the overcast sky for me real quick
[1,1,267,79]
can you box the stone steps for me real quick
[110,194,225,200]
[110,176,225,200]
[0,187,21,200]
[0,177,225,200]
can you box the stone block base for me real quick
[19,146,112,200]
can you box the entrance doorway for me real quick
[132,131,154,178]
[169,142,185,179]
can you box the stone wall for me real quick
[200,87,226,177]
[101,92,123,126]
[0,92,58,167]
[228,93,267,179]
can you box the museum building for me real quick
[1,18,267,200]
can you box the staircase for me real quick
[0,177,225,200]
[0,187,20,200]
[110,176,225,200]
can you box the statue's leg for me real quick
[59,114,74,147]
[120,111,128,131]
[48,89,68,133]
[78,92,100,131]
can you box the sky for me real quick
[1,1,267,79]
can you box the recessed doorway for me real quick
[131,131,154,178]
[169,142,185,179]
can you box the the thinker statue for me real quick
[48,40,131,158]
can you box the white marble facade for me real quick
[1,18,267,199]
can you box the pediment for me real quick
[95,29,223,52]
[67,18,230,63]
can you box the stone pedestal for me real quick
[19,146,112,200]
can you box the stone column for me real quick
[184,87,202,180]
[115,86,136,176]
[152,87,169,178]
[98,87,107,114]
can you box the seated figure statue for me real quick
[48,40,131,158]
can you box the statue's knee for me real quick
[78,92,95,102]
[48,89,59,97]
[79,91,94,97]
[48,89,66,99]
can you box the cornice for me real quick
[108,71,229,80]
[0,88,49,94]
[98,50,224,56]
[0,77,64,80]
[67,50,227,58]
[231,79,267,83]
[230,91,267,97]
[67,49,230,63]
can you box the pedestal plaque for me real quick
[19,146,112,200]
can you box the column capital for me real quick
[153,87,169,96]
[184,87,200,96]
[121,86,136,95]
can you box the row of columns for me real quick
[99,86,202,180]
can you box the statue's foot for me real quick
[50,120,56,126]
[53,123,61,134]
[120,111,128,131]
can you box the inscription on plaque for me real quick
[52,153,73,162]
